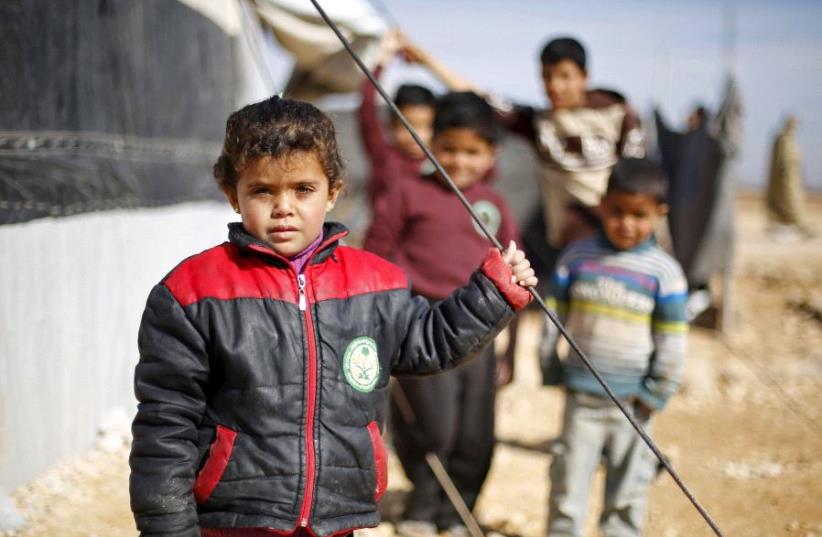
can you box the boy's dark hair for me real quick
[607,158,668,203]
[214,96,344,193]
[433,91,501,145]
[394,84,436,110]
[540,37,587,72]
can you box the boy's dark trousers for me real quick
[390,343,496,529]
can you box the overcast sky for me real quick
[266,0,822,190]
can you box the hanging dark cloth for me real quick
[655,76,742,288]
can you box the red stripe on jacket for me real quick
[163,243,408,308]
[311,247,408,303]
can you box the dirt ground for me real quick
[2,194,821,537]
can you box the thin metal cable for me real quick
[308,1,727,535]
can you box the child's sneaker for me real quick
[395,520,438,537]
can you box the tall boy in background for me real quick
[498,36,645,251]
[541,158,688,537]
[365,92,521,537]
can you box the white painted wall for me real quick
[0,202,234,489]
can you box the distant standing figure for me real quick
[766,115,809,236]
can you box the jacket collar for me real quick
[228,221,349,268]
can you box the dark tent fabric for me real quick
[654,77,741,288]
[0,0,235,225]
[0,0,545,242]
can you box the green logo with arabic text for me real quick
[342,336,380,393]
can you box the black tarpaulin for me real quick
[0,0,236,225]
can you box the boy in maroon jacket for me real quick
[364,92,521,537]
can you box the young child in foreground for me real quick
[541,158,688,537]
[364,92,521,537]
[128,96,536,537]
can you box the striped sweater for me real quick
[545,233,688,409]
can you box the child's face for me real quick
[224,152,340,257]
[431,127,496,189]
[541,59,587,109]
[391,104,434,160]
[600,191,667,251]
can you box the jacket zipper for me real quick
[296,272,317,528]
[244,233,347,528]
[298,274,307,311]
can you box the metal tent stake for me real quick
[391,380,486,537]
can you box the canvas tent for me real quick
[0,0,248,493]
[0,0,386,492]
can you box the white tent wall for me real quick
[0,203,233,490]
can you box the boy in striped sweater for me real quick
[541,158,688,537]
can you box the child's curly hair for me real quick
[214,96,345,193]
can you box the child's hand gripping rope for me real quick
[502,240,537,288]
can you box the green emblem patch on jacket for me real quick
[343,336,380,392]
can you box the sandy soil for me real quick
[2,194,821,537]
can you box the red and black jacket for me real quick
[129,222,530,537]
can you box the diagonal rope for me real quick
[307,1,727,535]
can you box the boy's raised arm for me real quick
[130,284,209,537]
[357,29,403,165]
[492,98,539,142]
[358,64,394,172]
[357,64,387,160]
[399,32,540,142]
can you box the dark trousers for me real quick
[390,344,497,529]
